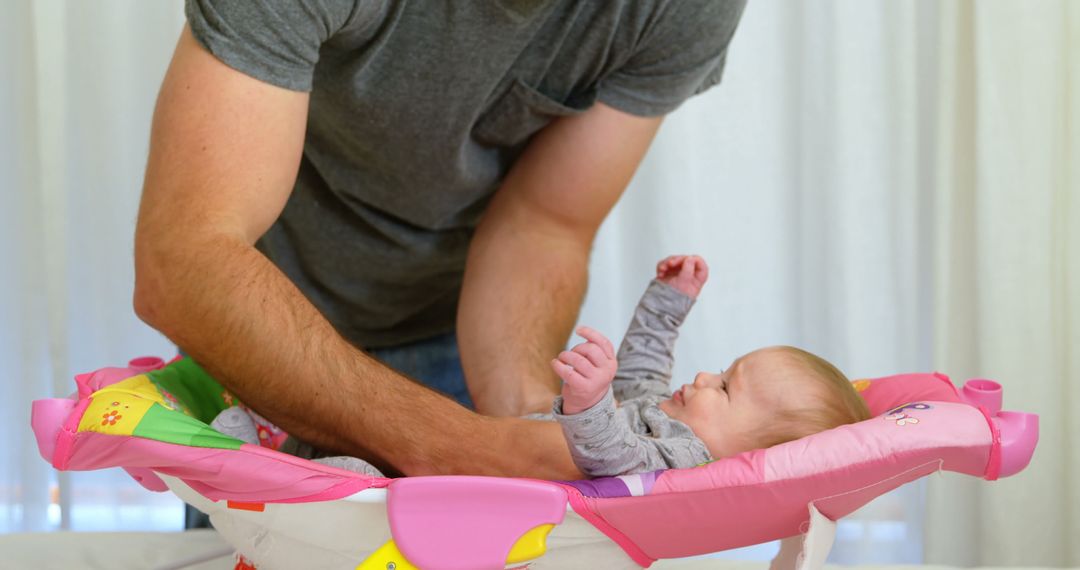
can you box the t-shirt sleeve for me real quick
[597,0,747,117]
[184,0,363,92]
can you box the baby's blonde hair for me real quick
[752,346,871,449]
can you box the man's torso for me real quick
[187,0,744,347]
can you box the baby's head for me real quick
[658,346,870,459]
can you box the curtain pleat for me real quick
[924,0,1079,566]
[2,0,185,533]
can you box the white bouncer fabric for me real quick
[168,472,841,570]
[0,528,1067,570]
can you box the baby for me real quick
[212,254,869,479]
[549,254,871,477]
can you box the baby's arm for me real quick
[551,328,669,475]
[552,390,711,476]
[549,325,710,476]
[611,255,707,401]
[552,326,619,414]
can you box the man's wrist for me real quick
[520,385,560,415]
[401,415,580,479]
[470,381,558,417]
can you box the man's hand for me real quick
[553,326,618,414]
[656,255,709,299]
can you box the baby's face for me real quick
[658,347,812,459]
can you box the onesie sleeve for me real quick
[553,390,711,477]
[597,0,747,117]
[611,280,695,402]
[184,0,367,91]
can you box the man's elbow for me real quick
[132,261,166,331]
[132,240,182,335]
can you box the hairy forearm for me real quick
[134,231,581,477]
[136,231,446,473]
[458,204,590,417]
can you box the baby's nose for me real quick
[693,372,711,387]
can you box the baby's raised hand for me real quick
[552,326,617,415]
[656,254,709,299]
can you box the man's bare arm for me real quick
[134,26,580,478]
[458,103,664,416]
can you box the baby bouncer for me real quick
[31,355,1038,570]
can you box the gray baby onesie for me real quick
[550,281,712,477]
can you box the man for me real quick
[134,0,746,479]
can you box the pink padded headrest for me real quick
[854,371,961,415]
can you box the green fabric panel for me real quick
[133,403,244,450]
[146,358,231,424]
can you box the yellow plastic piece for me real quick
[357,540,418,570]
[505,524,555,564]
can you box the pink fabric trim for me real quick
[270,477,375,504]
[61,433,383,503]
[31,398,74,464]
[232,443,391,490]
[859,373,962,417]
[976,406,1002,481]
[932,372,962,399]
[53,397,91,470]
[556,483,655,568]
[183,443,386,502]
[74,373,94,399]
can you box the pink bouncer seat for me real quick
[30,357,1038,570]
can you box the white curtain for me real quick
[923,1,1079,566]
[2,0,1075,566]
[1,0,52,534]
[1,0,186,532]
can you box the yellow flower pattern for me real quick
[77,375,166,436]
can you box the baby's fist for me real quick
[656,255,708,299]
[552,326,617,414]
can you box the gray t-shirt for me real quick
[185,0,746,348]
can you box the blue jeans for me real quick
[368,332,475,410]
